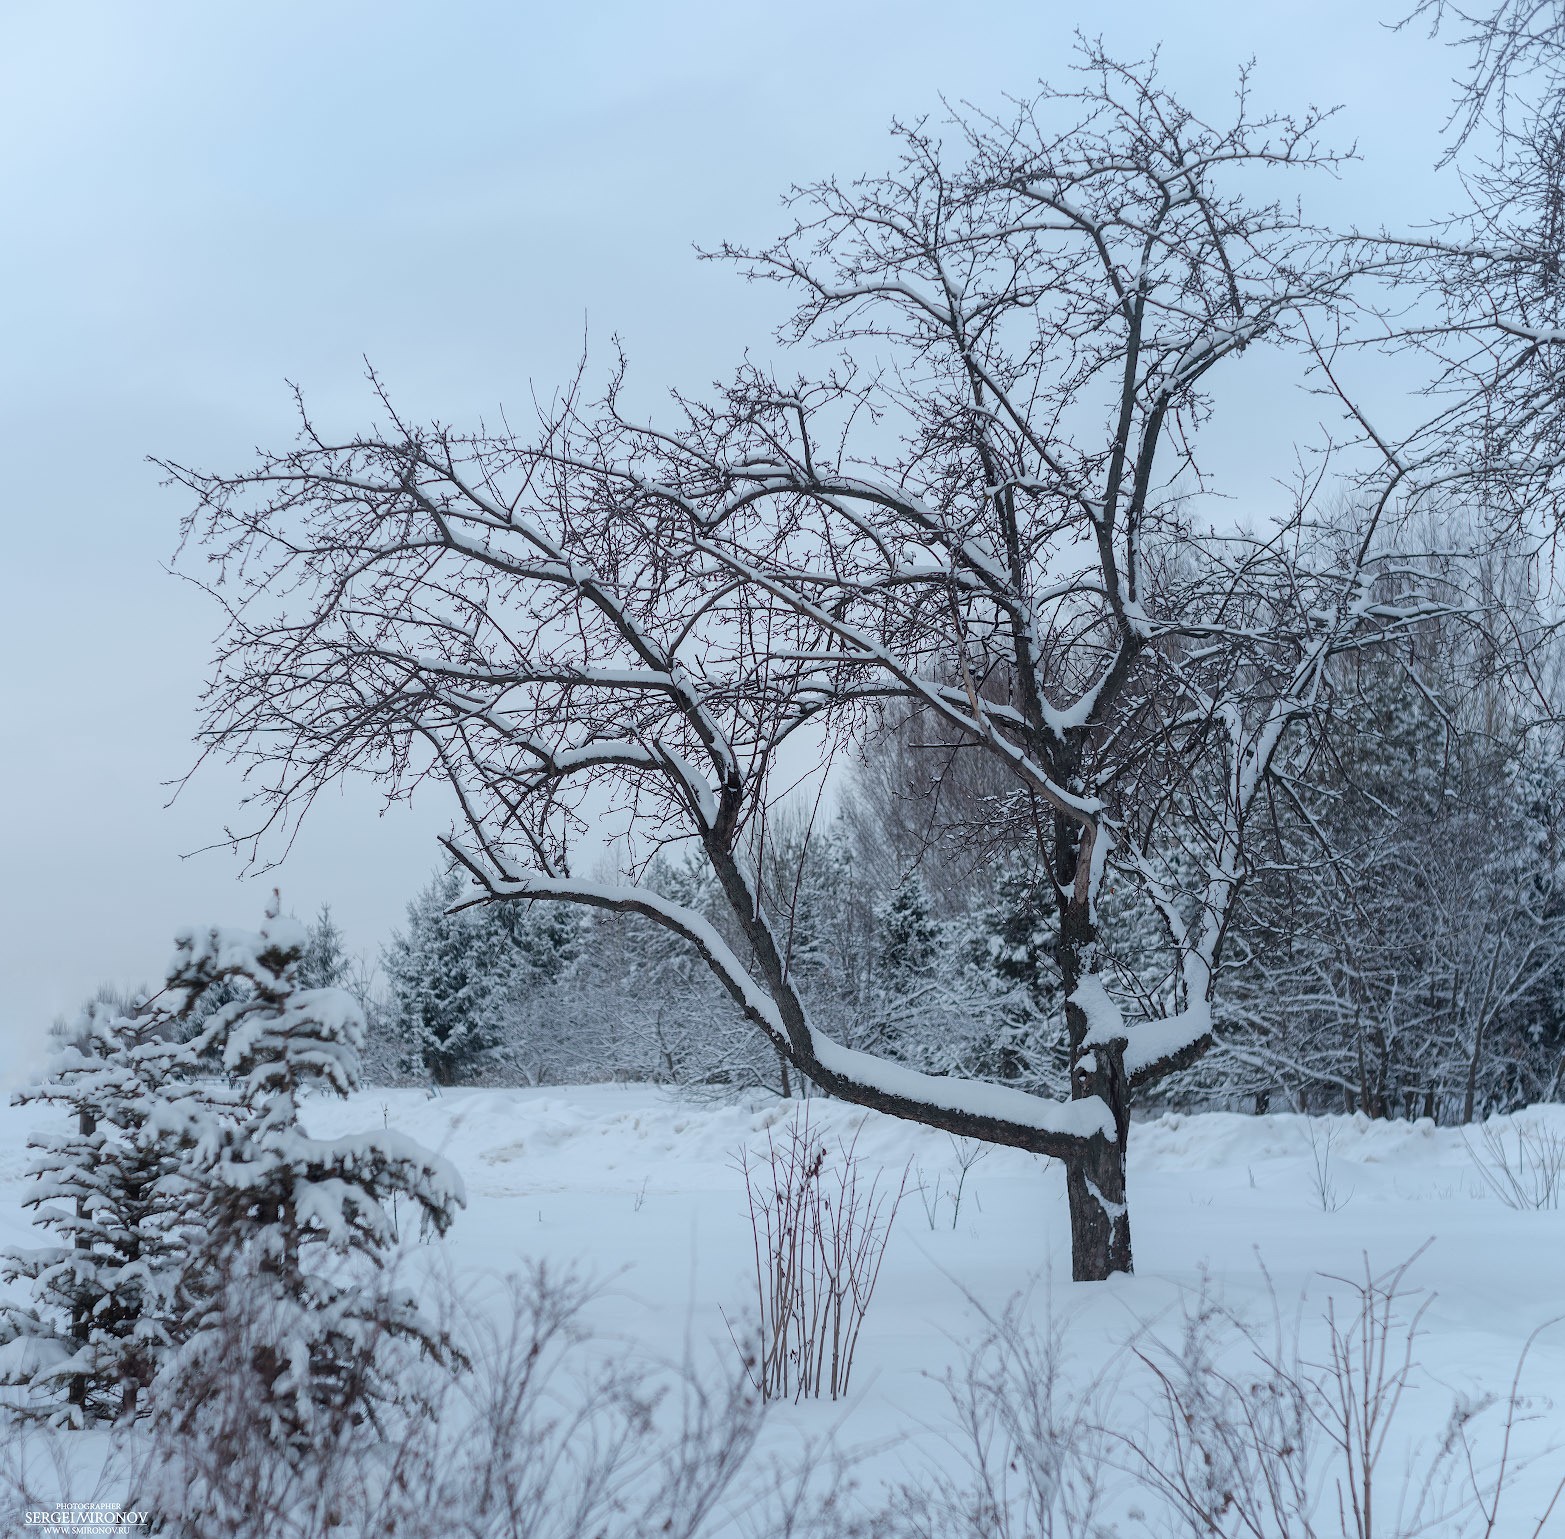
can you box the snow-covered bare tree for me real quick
[171,50,1459,1279]
[157,901,465,1453]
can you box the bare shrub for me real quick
[393,1266,770,1539]
[916,1137,992,1232]
[0,1424,158,1532]
[901,1251,1562,1539]
[1462,1120,1565,1211]
[731,1104,907,1402]
[1303,1119,1355,1214]
[1,1262,874,1539]
[1133,1248,1563,1538]
[1130,1279,1317,1536]
[889,1291,1118,1539]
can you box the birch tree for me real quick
[170,49,1448,1280]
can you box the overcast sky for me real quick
[0,0,1463,1081]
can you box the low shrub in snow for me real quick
[3,1263,876,1539]
[891,1250,1564,1539]
[1461,1119,1565,1211]
[730,1103,908,1403]
[3,1237,1559,1537]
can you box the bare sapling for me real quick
[731,1105,907,1402]
[1304,1119,1355,1214]
[917,1136,992,1232]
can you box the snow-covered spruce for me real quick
[383,867,506,1085]
[155,900,466,1453]
[0,998,199,1424]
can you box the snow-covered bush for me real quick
[154,900,466,1455]
[578,856,791,1093]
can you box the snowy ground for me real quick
[2,1084,1562,1533]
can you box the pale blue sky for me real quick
[0,0,1460,1077]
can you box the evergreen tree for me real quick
[876,877,939,986]
[956,863,1067,1085]
[867,875,944,1058]
[758,818,877,1040]
[486,897,585,986]
[1219,654,1565,1119]
[158,900,465,1453]
[0,997,200,1424]
[298,903,349,991]
[474,898,591,1084]
[383,867,502,1085]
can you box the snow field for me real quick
[3,1084,1562,1531]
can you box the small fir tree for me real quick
[956,864,1068,1087]
[157,899,465,1453]
[298,902,350,991]
[876,877,940,986]
[0,997,199,1424]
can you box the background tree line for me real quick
[364,575,1565,1124]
